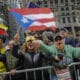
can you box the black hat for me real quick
[0,35,6,43]
[54,35,63,41]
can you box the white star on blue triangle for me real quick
[11,11,34,29]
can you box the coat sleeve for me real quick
[40,43,52,54]
[12,45,23,58]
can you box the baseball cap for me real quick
[54,35,63,41]
[26,36,35,42]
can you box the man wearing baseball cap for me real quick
[34,34,80,80]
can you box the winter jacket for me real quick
[12,45,50,80]
[65,37,76,47]
[40,43,80,80]
[40,44,80,68]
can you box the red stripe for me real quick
[26,26,56,32]
[50,27,56,32]
[36,18,56,23]
[10,8,53,15]
[26,26,47,31]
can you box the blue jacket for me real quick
[65,37,76,47]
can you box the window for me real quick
[44,0,47,4]
[72,12,75,15]
[71,0,75,2]
[65,3,68,6]
[37,1,42,5]
[67,17,71,23]
[61,7,64,11]
[62,13,65,16]
[65,0,68,2]
[66,7,69,10]
[54,0,58,4]
[61,0,63,3]
[66,13,69,15]
[72,16,76,22]
[45,5,48,7]
[62,17,66,23]
[72,6,75,10]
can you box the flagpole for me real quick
[26,1,30,8]
[17,26,21,34]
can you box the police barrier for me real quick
[0,66,53,80]
[56,62,80,80]
[0,63,80,80]
[68,62,80,80]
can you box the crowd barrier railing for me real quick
[56,62,80,80]
[0,66,53,80]
[0,63,80,80]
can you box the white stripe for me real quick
[23,13,54,20]
[30,21,56,27]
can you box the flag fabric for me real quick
[10,8,56,31]
[27,2,39,8]
[11,11,34,29]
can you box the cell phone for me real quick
[58,53,64,59]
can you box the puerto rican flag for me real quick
[10,8,56,31]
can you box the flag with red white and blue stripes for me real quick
[10,8,56,31]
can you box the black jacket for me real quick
[12,45,50,80]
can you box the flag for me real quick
[10,8,56,31]
[11,11,34,29]
[27,2,39,8]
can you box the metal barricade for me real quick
[1,63,80,80]
[55,62,80,80]
[68,62,80,80]
[0,66,53,80]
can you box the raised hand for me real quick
[13,32,20,45]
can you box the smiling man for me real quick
[34,34,80,80]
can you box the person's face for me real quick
[26,40,35,50]
[8,41,13,48]
[59,31,68,38]
[54,38,65,50]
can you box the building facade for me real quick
[1,0,80,36]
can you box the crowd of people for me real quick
[0,27,80,80]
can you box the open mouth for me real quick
[28,42,33,46]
